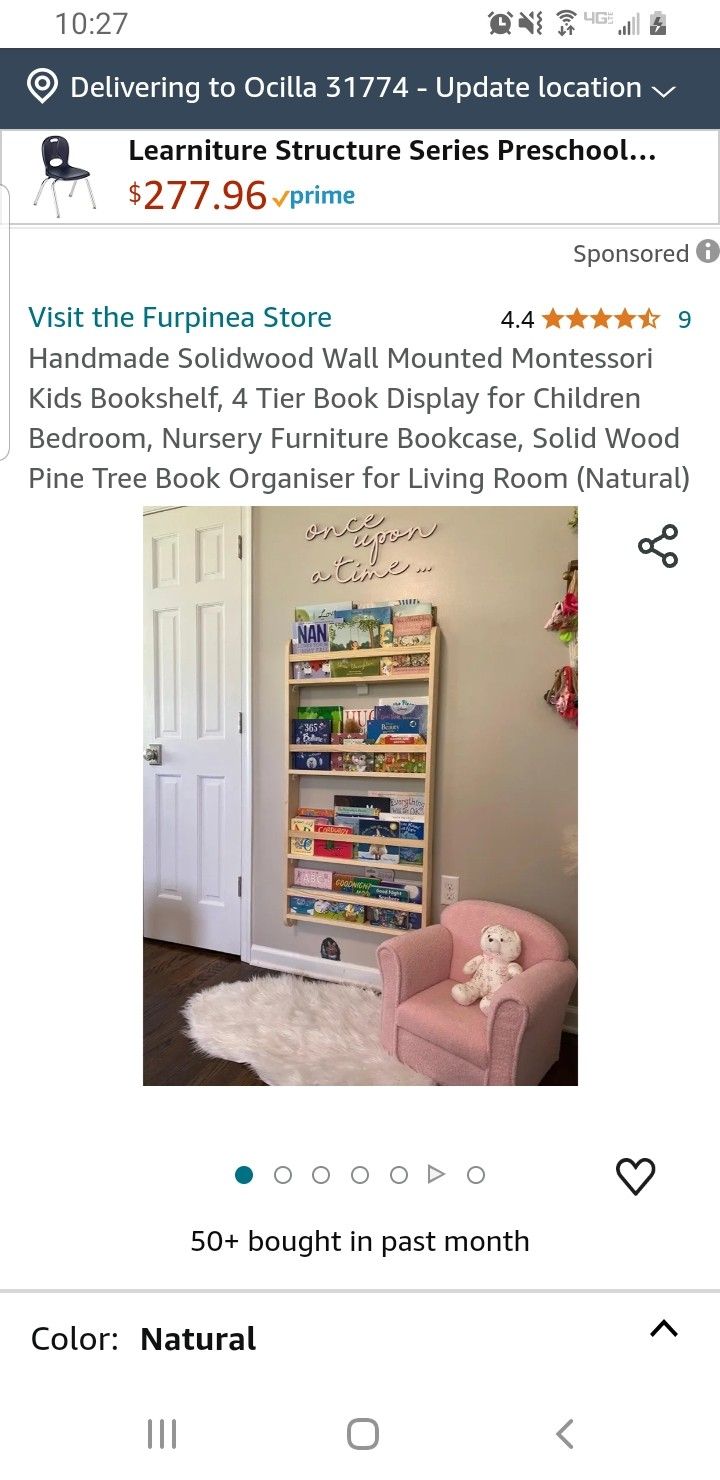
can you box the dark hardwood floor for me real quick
[144,939,269,1086]
[144,939,578,1087]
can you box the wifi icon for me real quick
[556,7,577,32]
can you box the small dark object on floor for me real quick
[144,939,578,1087]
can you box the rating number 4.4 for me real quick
[501,310,535,328]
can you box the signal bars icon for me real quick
[618,10,640,32]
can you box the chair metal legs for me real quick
[34,174,94,216]
[70,178,96,208]
[35,177,61,217]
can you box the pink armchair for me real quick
[377,900,577,1085]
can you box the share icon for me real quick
[638,523,678,568]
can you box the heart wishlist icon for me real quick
[616,1158,657,1196]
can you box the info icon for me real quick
[696,238,720,264]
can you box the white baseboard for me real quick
[250,944,578,1033]
[249,943,381,990]
[564,1004,578,1035]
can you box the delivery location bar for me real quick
[0,48,718,128]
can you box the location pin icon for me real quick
[27,68,59,104]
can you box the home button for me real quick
[347,1417,380,1450]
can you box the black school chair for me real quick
[34,136,96,219]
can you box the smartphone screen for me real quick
[0,4,717,1472]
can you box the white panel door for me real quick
[143,509,247,953]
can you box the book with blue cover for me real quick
[355,817,401,838]
[372,700,428,737]
[293,718,331,746]
[292,715,331,768]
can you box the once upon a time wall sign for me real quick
[305,514,438,584]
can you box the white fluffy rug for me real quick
[183,973,432,1086]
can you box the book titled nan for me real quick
[292,620,331,680]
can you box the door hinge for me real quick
[237,535,243,559]
[237,876,242,897]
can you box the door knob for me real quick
[144,744,162,765]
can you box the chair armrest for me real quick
[486,959,578,1085]
[377,924,454,1054]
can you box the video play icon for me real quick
[27,67,59,104]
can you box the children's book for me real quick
[366,722,425,746]
[332,874,382,898]
[292,618,342,679]
[391,601,434,646]
[290,816,315,834]
[327,612,391,677]
[294,603,354,622]
[334,794,390,815]
[371,792,425,818]
[293,867,334,890]
[389,602,433,671]
[342,707,375,736]
[292,718,331,746]
[290,836,315,858]
[382,651,431,677]
[356,842,401,864]
[293,717,331,766]
[297,705,343,734]
[288,895,365,925]
[292,619,330,656]
[331,751,375,772]
[373,753,425,774]
[293,751,330,771]
[355,817,401,839]
[313,824,353,861]
[366,907,421,931]
[372,700,428,737]
[334,816,373,840]
[353,607,394,646]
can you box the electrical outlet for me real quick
[441,875,460,905]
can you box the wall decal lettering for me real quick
[305,514,438,584]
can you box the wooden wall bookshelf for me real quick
[285,628,439,938]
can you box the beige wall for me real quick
[251,507,578,971]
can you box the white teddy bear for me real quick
[451,924,523,1014]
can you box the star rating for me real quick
[541,308,660,329]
